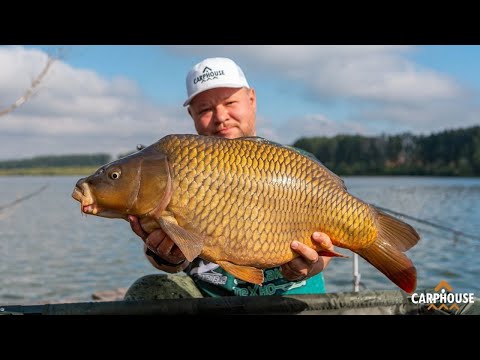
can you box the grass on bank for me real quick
[0,166,100,176]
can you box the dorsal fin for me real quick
[237,136,272,144]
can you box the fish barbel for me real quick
[72,134,420,293]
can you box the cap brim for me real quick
[183,84,248,107]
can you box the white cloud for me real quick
[2,45,479,160]
[356,100,480,134]
[164,45,466,104]
[0,46,196,160]
[164,45,479,139]
[258,114,369,145]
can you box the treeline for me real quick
[2,126,480,176]
[0,154,111,169]
[293,126,480,176]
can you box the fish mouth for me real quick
[72,183,99,215]
[82,203,100,215]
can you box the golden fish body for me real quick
[72,134,420,293]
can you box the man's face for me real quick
[188,87,256,139]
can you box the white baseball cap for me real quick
[183,57,250,107]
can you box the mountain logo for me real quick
[193,66,226,84]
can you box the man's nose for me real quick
[214,106,229,123]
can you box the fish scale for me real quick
[73,134,420,292]
[156,135,375,265]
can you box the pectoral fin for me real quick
[158,215,205,262]
[217,261,264,285]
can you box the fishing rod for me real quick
[0,184,49,212]
[0,291,420,315]
[373,204,480,241]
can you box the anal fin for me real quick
[317,248,349,258]
[310,237,349,258]
[217,260,264,285]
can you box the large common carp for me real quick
[72,134,420,293]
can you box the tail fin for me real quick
[356,208,420,293]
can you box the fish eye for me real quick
[109,170,121,180]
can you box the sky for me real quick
[1,45,479,160]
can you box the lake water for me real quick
[0,176,479,305]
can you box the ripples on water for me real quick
[0,176,479,305]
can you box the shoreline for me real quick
[0,166,99,176]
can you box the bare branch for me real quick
[0,55,56,117]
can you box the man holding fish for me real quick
[127,57,335,297]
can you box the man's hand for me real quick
[281,232,333,281]
[128,215,187,272]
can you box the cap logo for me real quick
[193,66,225,84]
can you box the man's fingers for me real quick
[152,233,173,255]
[145,230,185,264]
[144,229,167,251]
[282,233,333,281]
[312,232,334,250]
[291,241,319,264]
[170,245,185,258]
[128,215,147,240]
